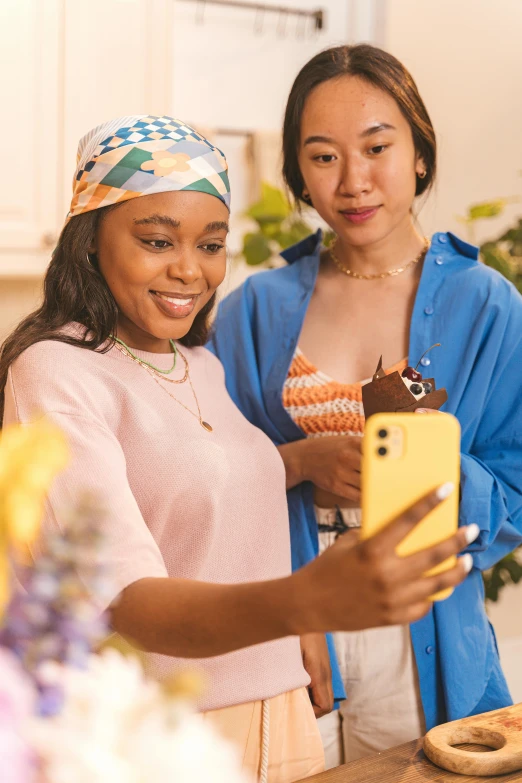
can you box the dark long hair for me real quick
[0,205,216,425]
[283,44,437,206]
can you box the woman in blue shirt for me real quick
[209,44,522,766]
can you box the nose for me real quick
[166,249,203,284]
[338,155,371,199]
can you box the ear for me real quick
[415,154,426,178]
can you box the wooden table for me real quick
[297,739,522,782]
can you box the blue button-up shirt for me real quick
[209,231,522,728]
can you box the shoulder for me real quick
[436,232,521,306]
[11,336,103,379]
[8,334,117,423]
[219,230,322,309]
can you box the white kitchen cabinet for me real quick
[0,0,173,278]
[0,0,61,276]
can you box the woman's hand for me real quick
[112,485,477,660]
[278,436,362,501]
[292,484,478,635]
[300,633,334,718]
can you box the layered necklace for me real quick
[329,237,430,280]
[113,337,212,432]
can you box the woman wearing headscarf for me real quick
[0,115,475,783]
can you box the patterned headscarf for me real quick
[67,115,230,220]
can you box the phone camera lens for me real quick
[377,446,388,457]
[378,429,388,439]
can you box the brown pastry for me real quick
[362,344,448,419]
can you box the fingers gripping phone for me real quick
[361,413,461,601]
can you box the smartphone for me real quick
[361,412,461,601]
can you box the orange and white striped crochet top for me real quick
[283,347,408,438]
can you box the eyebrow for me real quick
[360,123,396,138]
[204,221,229,234]
[303,123,396,146]
[134,214,180,228]
[134,215,229,233]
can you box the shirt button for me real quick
[426,645,435,655]
[435,256,444,265]
[421,357,431,367]
[424,306,434,315]
[438,235,448,244]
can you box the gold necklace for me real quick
[149,349,189,384]
[114,342,212,432]
[115,341,189,384]
[329,237,430,280]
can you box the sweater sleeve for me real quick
[5,360,169,613]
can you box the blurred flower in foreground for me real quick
[29,649,250,783]
[0,420,68,616]
[0,647,37,783]
[1,498,113,715]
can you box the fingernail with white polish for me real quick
[436,482,455,500]
[415,408,428,414]
[461,553,473,573]
[464,523,480,544]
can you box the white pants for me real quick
[315,507,426,768]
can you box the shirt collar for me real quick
[280,229,322,264]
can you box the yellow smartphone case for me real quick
[361,412,461,601]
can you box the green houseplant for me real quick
[240,182,333,266]
[458,196,522,293]
[459,196,522,601]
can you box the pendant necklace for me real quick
[113,340,212,432]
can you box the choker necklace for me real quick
[329,237,430,280]
[113,341,212,432]
[112,336,178,374]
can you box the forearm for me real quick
[278,440,310,489]
[110,574,308,658]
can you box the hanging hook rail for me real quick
[178,0,324,31]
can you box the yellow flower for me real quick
[0,419,68,616]
[141,151,191,177]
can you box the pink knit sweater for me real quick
[4,334,309,710]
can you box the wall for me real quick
[384,0,522,246]
[0,279,43,343]
[488,585,522,703]
[171,0,380,132]
[171,0,383,289]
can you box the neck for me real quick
[333,217,426,277]
[116,317,172,353]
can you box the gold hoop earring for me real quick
[418,170,427,180]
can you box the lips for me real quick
[340,206,381,225]
[150,290,201,319]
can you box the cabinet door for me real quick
[60,0,173,222]
[0,0,61,272]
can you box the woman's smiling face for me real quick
[94,191,229,351]
[298,75,426,247]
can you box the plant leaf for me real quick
[466,197,520,223]
[242,232,272,266]
[246,182,291,225]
